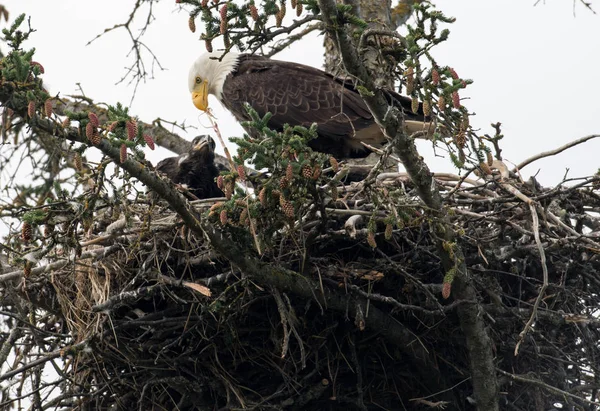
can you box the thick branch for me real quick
[317,1,499,408]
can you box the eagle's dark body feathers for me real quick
[219,54,430,158]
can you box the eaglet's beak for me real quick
[192,79,209,111]
[193,138,209,152]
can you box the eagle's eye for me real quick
[195,76,202,84]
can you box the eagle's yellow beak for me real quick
[192,79,209,111]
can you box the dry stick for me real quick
[514,202,548,356]
[496,368,600,406]
[513,134,600,173]
[206,109,236,171]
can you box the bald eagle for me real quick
[156,135,224,200]
[188,52,432,159]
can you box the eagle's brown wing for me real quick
[221,55,427,158]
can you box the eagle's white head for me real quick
[188,51,240,111]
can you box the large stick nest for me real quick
[3,157,600,410]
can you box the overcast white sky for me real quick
[3,0,600,186]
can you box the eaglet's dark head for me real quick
[155,135,224,200]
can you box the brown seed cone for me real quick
[88,112,99,127]
[220,3,228,19]
[220,209,228,225]
[61,117,71,128]
[384,224,393,240]
[225,182,233,199]
[209,202,224,212]
[107,121,118,132]
[296,2,302,16]
[217,175,224,190]
[329,156,339,172]
[201,0,209,7]
[220,18,228,35]
[279,1,286,19]
[44,99,53,117]
[291,0,297,8]
[280,198,294,219]
[411,96,419,114]
[74,153,83,172]
[259,187,267,206]
[90,131,101,146]
[188,15,196,33]
[205,38,213,53]
[120,144,127,163]
[422,100,432,117]
[27,101,35,118]
[437,95,446,111]
[275,7,283,27]
[432,68,440,86]
[405,78,414,95]
[126,120,137,140]
[452,91,460,109]
[312,165,321,180]
[237,165,246,181]
[301,164,312,179]
[239,208,249,225]
[272,189,281,199]
[442,282,451,299]
[479,162,492,175]
[367,232,377,248]
[23,262,32,278]
[279,177,289,189]
[143,134,155,150]
[286,163,293,181]
[22,222,32,243]
[455,131,466,148]
[249,4,259,21]
[30,61,45,74]
[486,150,493,166]
[449,67,459,80]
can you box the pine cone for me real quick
[27,101,35,118]
[44,99,53,117]
[188,15,196,33]
[422,100,431,117]
[259,187,267,206]
[279,177,289,189]
[431,68,440,86]
[22,222,32,243]
[411,97,419,114]
[107,121,118,132]
[449,67,459,80]
[296,2,302,16]
[74,153,83,172]
[452,91,460,109]
[205,38,213,53]
[301,164,312,179]
[143,134,155,150]
[329,156,339,172]
[437,95,446,111]
[312,165,321,180]
[384,224,393,240]
[120,144,127,163]
[249,4,259,21]
[126,120,138,140]
[442,282,452,299]
[286,163,293,181]
[367,232,377,248]
[280,198,294,219]
[88,112,100,127]
[61,118,71,128]
[237,165,246,181]
[219,209,228,225]
[217,175,225,190]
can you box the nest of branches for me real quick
[2,133,600,410]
